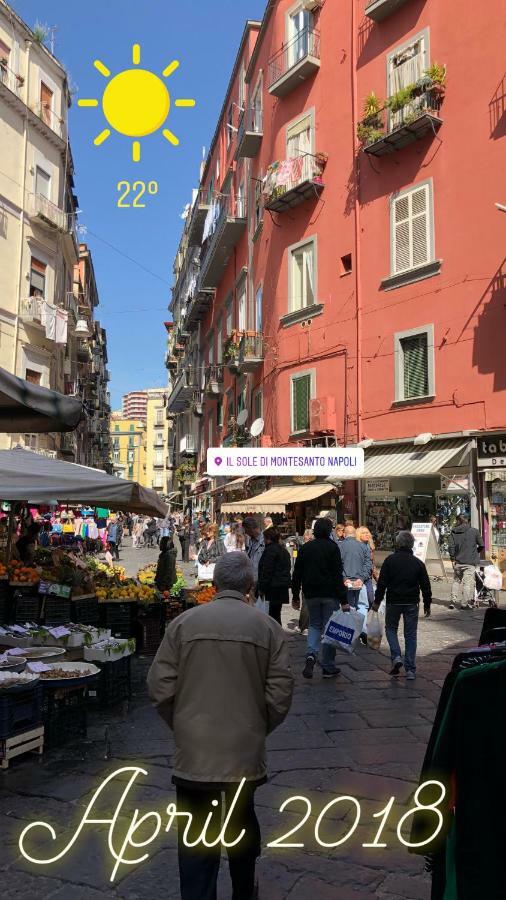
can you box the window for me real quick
[128,436,135,447]
[238,280,247,333]
[237,379,247,416]
[155,450,163,466]
[340,254,352,276]
[129,424,135,432]
[391,182,433,275]
[289,238,316,311]
[286,112,313,159]
[128,465,134,479]
[128,449,135,462]
[155,409,164,426]
[226,104,233,148]
[156,431,164,444]
[25,369,41,385]
[216,316,223,363]
[238,62,246,111]
[291,370,315,434]
[225,389,234,421]
[288,6,313,67]
[253,176,263,233]
[251,81,263,133]
[237,179,245,218]
[29,258,46,297]
[208,415,213,450]
[40,82,53,125]
[208,332,214,366]
[226,295,233,336]
[113,450,119,462]
[114,425,120,432]
[217,400,223,429]
[255,285,263,332]
[388,32,429,130]
[394,325,434,402]
[35,166,51,199]
[23,434,37,450]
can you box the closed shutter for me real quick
[292,374,311,432]
[402,334,429,398]
[392,185,430,274]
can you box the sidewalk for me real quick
[0,559,491,898]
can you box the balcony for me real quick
[187,188,211,247]
[263,152,327,212]
[26,192,68,232]
[167,367,198,412]
[238,332,264,372]
[31,102,66,142]
[65,292,79,326]
[204,364,224,399]
[358,83,444,158]
[268,28,321,98]
[186,285,215,327]
[77,341,92,364]
[21,297,45,330]
[0,62,23,99]
[153,438,165,448]
[365,0,412,22]
[180,434,197,457]
[153,460,164,469]
[165,351,179,371]
[199,194,247,289]
[236,107,263,159]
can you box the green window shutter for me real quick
[402,334,428,398]
[292,374,310,432]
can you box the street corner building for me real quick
[164,0,506,564]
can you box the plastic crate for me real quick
[41,685,88,748]
[136,605,164,654]
[12,592,41,624]
[71,596,100,626]
[99,602,138,639]
[43,596,72,625]
[87,656,131,707]
[0,684,43,740]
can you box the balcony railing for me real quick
[236,107,263,159]
[21,296,44,328]
[0,62,24,97]
[180,434,197,456]
[187,187,211,247]
[199,193,247,288]
[268,27,321,98]
[167,367,199,413]
[26,192,69,231]
[238,332,264,372]
[65,292,79,323]
[263,151,327,212]
[358,83,444,157]
[365,0,412,22]
[32,102,66,140]
[204,364,224,399]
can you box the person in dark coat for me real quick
[155,536,177,592]
[257,527,292,625]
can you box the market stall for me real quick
[0,366,83,433]
[221,482,338,536]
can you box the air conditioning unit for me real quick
[261,435,273,448]
[310,397,336,434]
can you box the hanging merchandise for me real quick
[435,492,471,557]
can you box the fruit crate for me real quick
[136,604,164,655]
[0,683,43,740]
[165,598,184,623]
[11,591,41,624]
[87,656,131,707]
[42,596,73,626]
[71,596,100,626]
[99,601,138,639]
[41,684,88,749]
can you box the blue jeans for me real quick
[385,604,419,674]
[347,588,369,633]
[305,596,339,673]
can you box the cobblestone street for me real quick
[0,539,498,898]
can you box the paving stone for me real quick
[361,709,433,729]
[267,730,334,751]
[379,872,431,899]
[327,727,417,746]
[48,886,116,899]
[268,747,354,771]
[287,875,377,899]
[0,872,67,898]
[302,713,368,731]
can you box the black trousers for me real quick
[176,782,261,900]
[268,601,283,624]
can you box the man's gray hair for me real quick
[396,530,415,550]
[242,516,261,531]
[213,551,254,594]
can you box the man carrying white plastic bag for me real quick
[322,607,366,654]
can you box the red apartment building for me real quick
[167,0,506,559]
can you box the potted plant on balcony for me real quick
[175,461,196,486]
[223,335,239,374]
[424,63,446,99]
[357,92,385,147]
[15,73,24,85]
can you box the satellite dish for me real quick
[250,417,264,438]
[237,409,249,427]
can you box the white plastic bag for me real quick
[322,608,365,654]
[483,565,502,591]
[366,609,384,650]
[197,562,215,583]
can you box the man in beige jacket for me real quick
[147,550,293,900]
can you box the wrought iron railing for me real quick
[268,27,321,88]
[32,102,66,139]
[239,332,264,363]
[26,192,68,231]
[238,106,263,143]
[263,151,327,205]
[357,83,444,148]
[0,61,24,96]
[22,296,44,324]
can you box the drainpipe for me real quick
[11,39,32,440]
[350,1,362,444]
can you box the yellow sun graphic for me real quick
[78,44,196,162]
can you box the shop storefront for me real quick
[220,480,341,537]
[477,434,506,574]
[360,439,473,559]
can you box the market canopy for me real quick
[221,483,336,515]
[0,366,83,433]
[362,439,471,479]
[0,448,168,517]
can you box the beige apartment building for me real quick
[145,388,168,494]
[111,390,171,493]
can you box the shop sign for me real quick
[39,581,72,598]
[365,479,390,495]
[411,523,446,577]
[440,475,470,493]
[477,434,506,468]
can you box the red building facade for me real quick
[167,0,506,557]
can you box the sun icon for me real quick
[78,44,196,162]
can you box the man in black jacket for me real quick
[448,514,484,610]
[292,518,347,679]
[373,530,431,680]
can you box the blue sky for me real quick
[13,0,265,408]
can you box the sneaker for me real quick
[449,601,455,609]
[302,655,316,679]
[359,632,367,646]
[406,671,416,681]
[322,668,340,679]
[390,659,403,677]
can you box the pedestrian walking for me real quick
[291,517,347,679]
[155,536,178,593]
[448,514,485,609]
[373,530,432,680]
[339,525,372,642]
[197,524,225,565]
[355,526,377,608]
[106,517,120,560]
[177,517,190,563]
[224,521,246,552]
[292,528,313,633]
[243,517,265,589]
[147,552,293,900]
[257,527,292,625]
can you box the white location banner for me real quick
[207,447,364,477]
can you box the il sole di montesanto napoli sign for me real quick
[207,447,365,477]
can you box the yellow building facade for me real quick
[110,414,146,485]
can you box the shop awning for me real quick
[221,483,336,514]
[210,477,249,495]
[363,439,471,479]
[0,366,83,433]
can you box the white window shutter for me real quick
[392,185,431,274]
[393,194,411,274]
[411,186,429,268]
